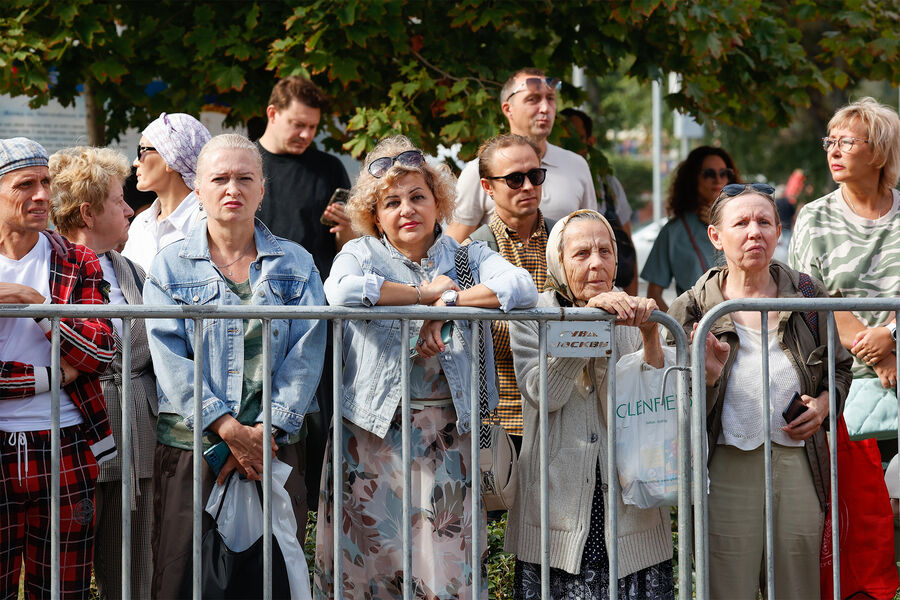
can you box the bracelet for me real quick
[408,283,421,305]
[59,367,67,387]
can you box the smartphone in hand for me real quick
[320,188,350,227]
[782,391,808,424]
[203,441,231,477]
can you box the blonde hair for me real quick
[194,134,263,188]
[48,146,130,236]
[346,135,456,237]
[829,97,900,192]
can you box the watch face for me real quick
[441,290,458,305]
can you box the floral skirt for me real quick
[314,406,487,600]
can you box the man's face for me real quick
[501,75,557,141]
[265,100,321,155]
[0,166,51,234]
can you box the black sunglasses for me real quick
[367,150,425,178]
[485,168,547,190]
[137,145,157,161]
[701,167,735,181]
[720,183,775,198]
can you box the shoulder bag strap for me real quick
[681,216,708,272]
[454,245,492,449]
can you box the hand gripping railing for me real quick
[0,303,690,600]
[691,297,900,600]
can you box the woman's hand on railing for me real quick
[851,326,895,367]
[419,276,458,305]
[415,319,446,358]
[691,323,730,387]
[209,416,278,485]
[782,391,828,441]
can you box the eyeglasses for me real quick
[367,150,425,178]
[137,145,157,161]
[701,167,735,181]
[822,136,869,152]
[720,183,776,198]
[505,77,561,102]
[485,168,547,189]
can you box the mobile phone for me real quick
[320,188,351,227]
[409,321,454,359]
[782,391,808,424]
[203,441,231,476]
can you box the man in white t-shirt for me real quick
[0,138,116,598]
[446,67,597,242]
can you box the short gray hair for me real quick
[194,134,263,188]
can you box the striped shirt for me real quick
[488,212,549,436]
[789,187,900,377]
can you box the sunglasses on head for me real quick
[367,150,425,178]
[701,167,735,181]
[506,77,561,102]
[137,145,157,161]
[720,183,776,198]
[485,168,547,190]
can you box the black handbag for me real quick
[179,472,292,599]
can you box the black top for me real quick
[256,142,351,278]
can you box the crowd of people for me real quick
[0,66,896,600]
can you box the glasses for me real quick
[720,183,776,198]
[485,168,547,189]
[137,145,157,161]
[701,167,735,181]
[367,150,425,178]
[822,136,869,152]
[505,77,561,102]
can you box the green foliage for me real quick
[608,155,655,210]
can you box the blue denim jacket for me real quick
[324,233,538,438]
[144,218,326,440]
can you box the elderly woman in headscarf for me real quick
[121,112,211,272]
[507,210,675,600]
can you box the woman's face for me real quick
[708,193,781,273]
[826,121,880,187]
[374,172,438,256]
[562,219,616,302]
[696,154,732,218]
[88,180,133,253]
[195,148,264,228]
[132,135,168,192]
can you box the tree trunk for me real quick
[83,80,105,146]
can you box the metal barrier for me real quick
[691,298,900,600]
[0,303,690,600]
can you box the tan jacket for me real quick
[506,291,673,576]
[667,260,853,510]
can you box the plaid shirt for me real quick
[0,231,116,462]
[487,212,548,436]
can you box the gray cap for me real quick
[0,137,49,177]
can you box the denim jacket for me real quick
[144,218,326,441]
[324,232,538,438]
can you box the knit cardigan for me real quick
[505,291,673,576]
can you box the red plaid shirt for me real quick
[0,231,116,462]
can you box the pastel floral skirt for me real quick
[314,406,488,600]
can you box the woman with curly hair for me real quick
[315,135,537,599]
[641,146,738,311]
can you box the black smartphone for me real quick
[320,188,350,227]
[782,391,808,424]
[203,441,231,476]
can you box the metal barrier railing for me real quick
[691,298,900,600]
[0,303,690,600]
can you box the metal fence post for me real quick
[470,319,483,599]
[120,318,133,600]
[538,320,549,600]
[192,319,204,600]
[50,319,61,600]
[606,320,618,600]
[828,314,840,599]
[760,312,775,598]
[332,318,343,598]
[401,319,412,600]
[262,319,273,600]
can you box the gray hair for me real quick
[194,134,263,188]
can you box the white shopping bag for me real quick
[205,458,312,600]
[614,346,679,508]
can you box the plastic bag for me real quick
[205,458,312,600]
[614,346,679,508]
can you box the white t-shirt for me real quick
[452,142,597,226]
[98,253,126,336]
[121,192,200,273]
[719,321,803,450]
[0,235,82,432]
[597,174,633,225]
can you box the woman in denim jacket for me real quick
[145,134,326,598]
[315,136,537,599]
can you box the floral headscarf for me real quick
[546,209,618,306]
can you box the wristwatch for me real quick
[441,289,459,307]
[887,321,897,341]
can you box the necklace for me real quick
[212,241,254,278]
[845,189,891,219]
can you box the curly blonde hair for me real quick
[48,146,131,237]
[829,97,900,193]
[346,135,457,237]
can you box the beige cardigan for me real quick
[505,291,673,576]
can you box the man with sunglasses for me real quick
[446,68,596,242]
